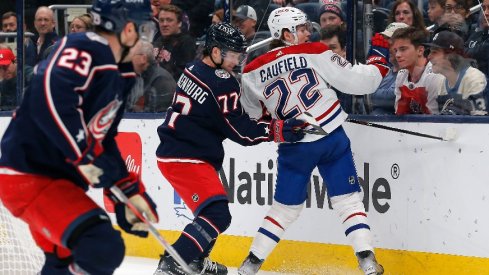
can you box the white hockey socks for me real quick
[250,201,304,260]
[331,192,374,253]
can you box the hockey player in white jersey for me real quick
[238,7,390,275]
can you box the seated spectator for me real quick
[465,0,489,82]
[69,14,93,33]
[391,27,444,115]
[388,0,427,31]
[1,11,36,66]
[426,31,487,115]
[153,4,196,81]
[0,47,33,111]
[444,0,478,39]
[319,3,345,29]
[427,0,446,28]
[370,22,409,115]
[127,41,176,112]
[435,12,469,38]
[233,5,257,44]
[320,25,353,112]
[33,6,59,62]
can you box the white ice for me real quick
[114,256,295,275]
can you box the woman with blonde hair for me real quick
[69,13,93,33]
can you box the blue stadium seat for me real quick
[295,3,321,24]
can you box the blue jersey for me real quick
[156,60,271,170]
[0,32,136,189]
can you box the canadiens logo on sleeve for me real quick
[215,69,230,79]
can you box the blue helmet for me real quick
[91,0,152,33]
[205,22,247,54]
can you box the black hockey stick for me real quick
[109,186,193,274]
[346,118,456,141]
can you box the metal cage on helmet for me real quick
[204,22,248,54]
[268,7,308,39]
[91,0,152,33]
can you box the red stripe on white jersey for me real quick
[343,212,367,223]
[265,216,284,230]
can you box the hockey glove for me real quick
[104,173,159,237]
[77,153,127,187]
[366,33,390,77]
[269,118,306,143]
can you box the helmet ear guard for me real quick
[267,7,309,42]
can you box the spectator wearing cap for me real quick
[319,4,345,29]
[370,22,409,115]
[426,31,487,115]
[233,5,257,44]
[0,47,33,110]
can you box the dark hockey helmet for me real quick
[91,0,152,34]
[205,22,248,54]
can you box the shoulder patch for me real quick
[215,69,230,79]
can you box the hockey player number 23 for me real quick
[264,68,320,119]
[57,48,92,76]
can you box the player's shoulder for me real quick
[185,60,239,93]
[244,42,328,73]
[61,32,115,64]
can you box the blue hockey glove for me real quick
[366,33,390,77]
[104,173,159,237]
[269,118,306,143]
[77,153,127,187]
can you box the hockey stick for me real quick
[346,118,457,141]
[246,37,273,53]
[109,186,194,274]
[300,112,329,135]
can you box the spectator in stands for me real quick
[153,4,196,81]
[388,0,427,31]
[444,0,478,39]
[319,3,345,29]
[233,5,257,44]
[211,9,225,25]
[69,14,93,33]
[319,25,353,112]
[436,12,469,38]
[427,0,446,26]
[425,30,487,115]
[1,12,36,66]
[371,22,409,115]
[391,27,444,114]
[465,0,489,81]
[1,11,16,33]
[231,1,269,30]
[0,47,16,110]
[33,6,58,62]
[127,41,176,112]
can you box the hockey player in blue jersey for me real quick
[153,22,306,275]
[237,7,390,275]
[0,0,159,274]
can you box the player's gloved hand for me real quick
[366,33,390,77]
[269,118,306,143]
[104,172,159,237]
[76,153,127,187]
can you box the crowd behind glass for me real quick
[0,0,488,116]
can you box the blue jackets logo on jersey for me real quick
[215,69,230,79]
[88,97,123,140]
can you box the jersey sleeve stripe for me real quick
[243,42,329,73]
[43,37,83,158]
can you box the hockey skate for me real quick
[356,250,384,275]
[154,255,228,275]
[237,252,264,275]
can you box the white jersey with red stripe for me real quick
[241,42,384,142]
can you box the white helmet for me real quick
[268,7,308,40]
